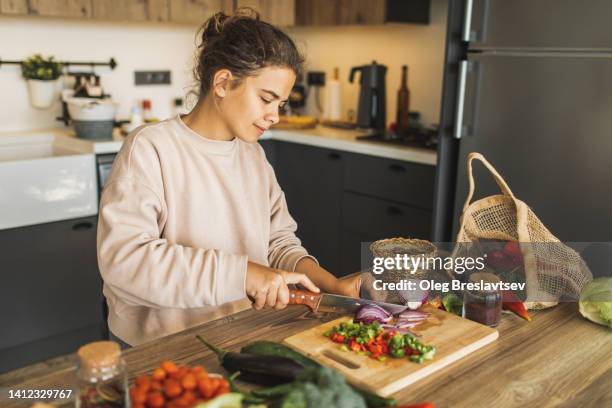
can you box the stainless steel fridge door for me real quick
[465,0,612,49]
[452,52,612,241]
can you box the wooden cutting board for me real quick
[283,305,498,397]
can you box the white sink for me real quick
[0,133,98,230]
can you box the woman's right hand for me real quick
[245,262,319,310]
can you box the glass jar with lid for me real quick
[75,341,129,408]
[463,271,503,327]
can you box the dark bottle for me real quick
[396,65,410,134]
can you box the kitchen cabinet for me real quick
[269,141,434,277]
[1,0,428,26]
[259,139,276,167]
[236,0,295,26]
[295,0,430,26]
[169,0,232,25]
[341,191,432,275]
[275,142,343,274]
[29,0,92,18]
[344,153,435,210]
[0,0,28,14]
[92,0,169,22]
[0,216,106,373]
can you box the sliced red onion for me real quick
[354,304,392,324]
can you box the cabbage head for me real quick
[579,278,612,328]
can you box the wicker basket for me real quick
[370,237,437,282]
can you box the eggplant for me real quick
[196,335,304,386]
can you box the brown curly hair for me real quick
[194,8,304,98]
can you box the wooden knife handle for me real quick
[288,289,321,311]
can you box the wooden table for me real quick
[1,302,611,408]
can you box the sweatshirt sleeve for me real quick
[264,160,319,272]
[97,134,247,309]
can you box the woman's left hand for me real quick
[332,274,362,298]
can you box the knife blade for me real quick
[288,289,407,315]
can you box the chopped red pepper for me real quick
[503,241,523,263]
[501,290,532,321]
[349,340,361,352]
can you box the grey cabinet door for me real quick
[259,139,276,167]
[468,0,612,49]
[275,143,344,274]
[0,216,105,372]
[344,152,435,209]
[453,53,612,241]
[341,192,432,275]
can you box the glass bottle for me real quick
[463,272,503,327]
[396,65,410,135]
[75,341,129,408]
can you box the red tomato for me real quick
[146,391,165,408]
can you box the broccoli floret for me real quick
[280,389,307,408]
[334,388,369,408]
[279,367,366,408]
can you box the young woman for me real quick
[97,9,361,346]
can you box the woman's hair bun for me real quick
[194,7,303,98]
[201,8,260,44]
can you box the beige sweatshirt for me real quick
[97,115,315,346]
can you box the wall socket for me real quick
[134,70,171,85]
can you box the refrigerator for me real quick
[432,0,612,246]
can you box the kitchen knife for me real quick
[288,289,407,315]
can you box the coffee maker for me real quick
[349,61,387,132]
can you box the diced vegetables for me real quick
[323,320,436,364]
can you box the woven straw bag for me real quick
[370,237,437,282]
[453,152,592,309]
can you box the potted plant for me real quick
[21,54,63,109]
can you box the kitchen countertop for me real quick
[261,126,437,166]
[1,301,609,407]
[19,124,437,165]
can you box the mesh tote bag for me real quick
[453,152,592,309]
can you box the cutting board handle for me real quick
[288,289,320,311]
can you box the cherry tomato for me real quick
[152,367,166,381]
[163,378,182,398]
[160,360,179,375]
[181,373,197,391]
[146,391,165,408]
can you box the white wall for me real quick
[0,0,447,133]
[0,17,198,132]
